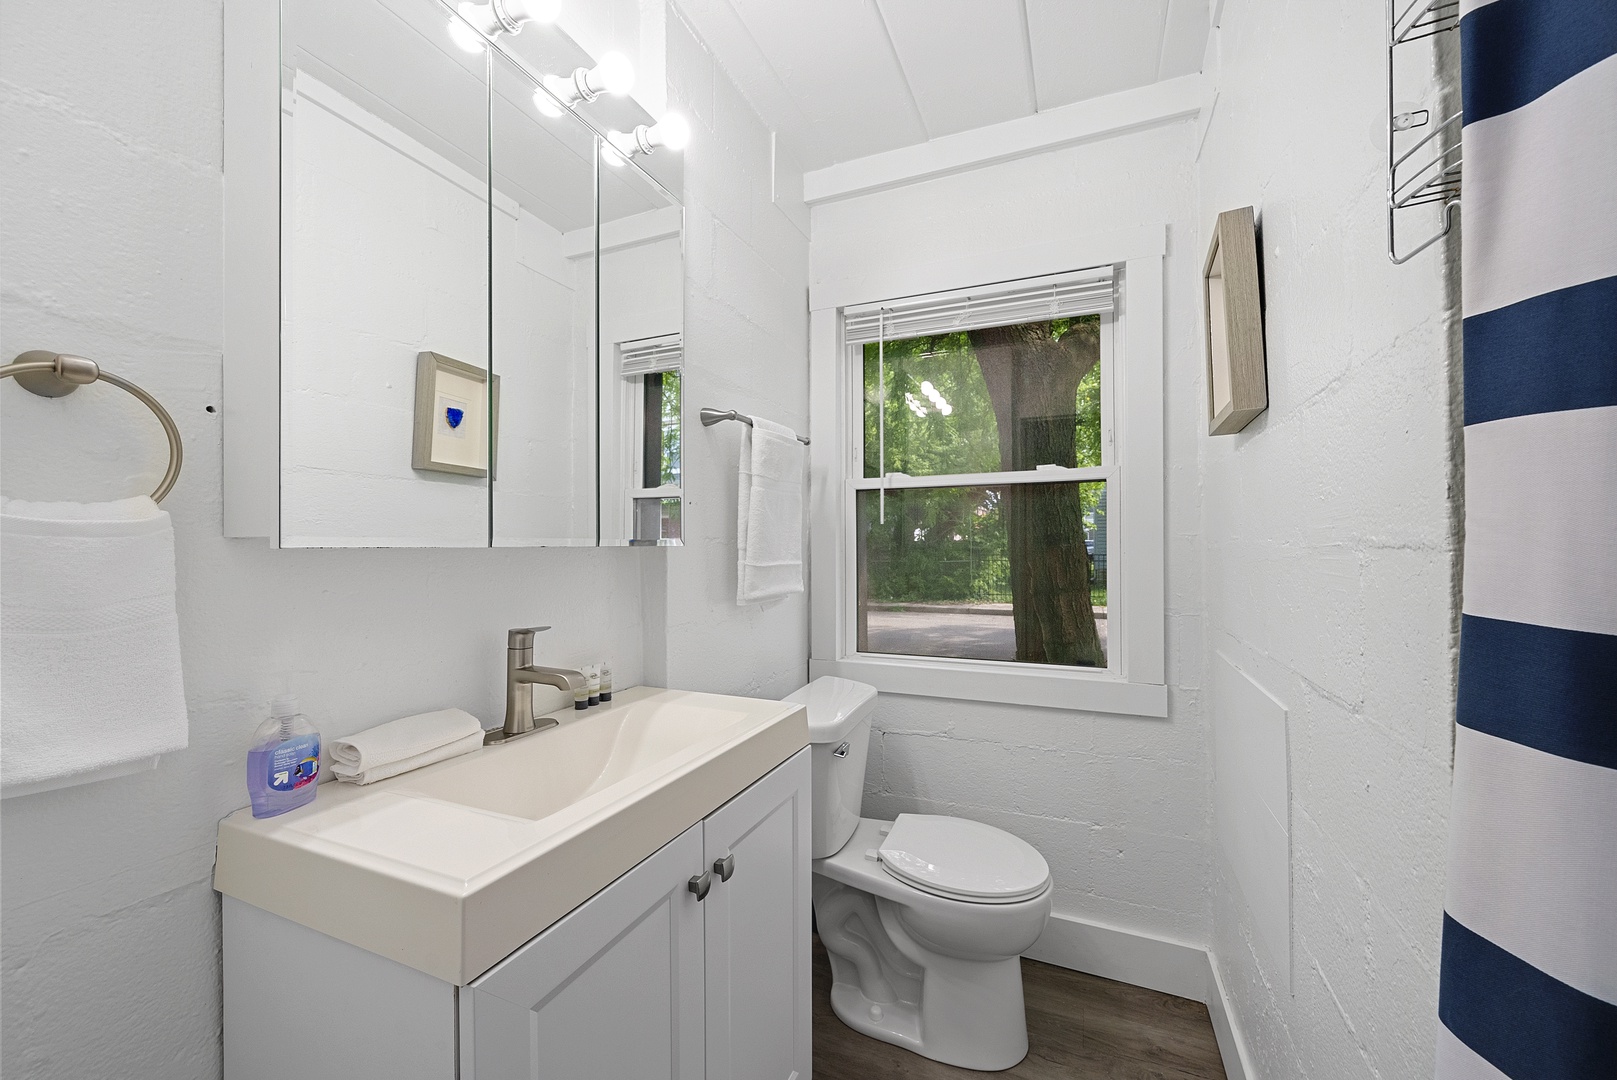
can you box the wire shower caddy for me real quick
[1387,0,1462,264]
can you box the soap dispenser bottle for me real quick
[247,695,321,818]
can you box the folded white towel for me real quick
[736,416,806,605]
[330,708,484,785]
[1,496,189,795]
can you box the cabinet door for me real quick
[702,748,812,1080]
[463,823,705,1079]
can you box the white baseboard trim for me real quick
[1205,953,1255,1080]
[1023,913,1255,1080]
[1024,912,1208,1001]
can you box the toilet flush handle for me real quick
[832,741,850,758]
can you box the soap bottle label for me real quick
[267,735,320,792]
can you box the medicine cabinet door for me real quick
[278,0,493,547]
[488,47,601,547]
[597,150,686,546]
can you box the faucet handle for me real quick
[508,626,551,650]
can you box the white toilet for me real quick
[787,676,1052,1072]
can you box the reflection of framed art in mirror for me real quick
[413,350,499,478]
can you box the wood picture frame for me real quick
[412,351,499,477]
[1204,206,1267,435]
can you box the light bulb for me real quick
[647,112,690,152]
[505,0,561,24]
[593,52,636,96]
[600,138,629,167]
[920,381,935,396]
[552,53,637,109]
[606,112,692,162]
[533,87,564,118]
[451,0,558,51]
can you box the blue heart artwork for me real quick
[444,406,465,429]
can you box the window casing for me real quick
[845,271,1117,675]
[808,249,1166,717]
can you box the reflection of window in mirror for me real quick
[641,370,682,489]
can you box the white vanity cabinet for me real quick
[701,750,814,1080]
[461,823,708,1078]
[223,748,811,1080]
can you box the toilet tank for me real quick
[784,677,878,858]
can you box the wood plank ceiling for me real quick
[676,0,1210,169]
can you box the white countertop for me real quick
[214,686,808,984]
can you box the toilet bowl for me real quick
[786,677,1052,1072]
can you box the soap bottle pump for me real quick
[246,695,321,818]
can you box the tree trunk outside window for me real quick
[966,320,1104,667]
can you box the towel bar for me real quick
[2,351,184,502]
[699,407,809,446]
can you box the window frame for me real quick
[846,311,1118,675]
[807,234,1166,717]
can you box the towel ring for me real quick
[1,351,184,503]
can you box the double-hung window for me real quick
[811,259,1166,716]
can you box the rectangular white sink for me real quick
[394,696,755,821]
[214,686,806,984]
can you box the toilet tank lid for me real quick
[784,676,877,744]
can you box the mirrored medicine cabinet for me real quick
[223,0,685,548]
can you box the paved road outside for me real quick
[865,606,1107,663]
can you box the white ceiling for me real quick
[678,0,1210,170]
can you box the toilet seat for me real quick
[877,814,1050,904]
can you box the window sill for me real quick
[808,656,1168,718]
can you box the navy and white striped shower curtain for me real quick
[1436,1,1617,1077]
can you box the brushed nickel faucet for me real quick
[487,626,587,744]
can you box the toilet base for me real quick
[814,872,1032,1072]
[824,947,1029,1071]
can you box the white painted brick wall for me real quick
[1197,1,1460,1077]
[648,7,812,700]
[0,1,808,1075]
[809,121,1214,947]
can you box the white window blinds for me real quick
[618,333,683,378]
[842,266,1115,345]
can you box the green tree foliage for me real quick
[861,316,1106,667]
[661,371,682,487]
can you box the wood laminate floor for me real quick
[812,935,1227,1079]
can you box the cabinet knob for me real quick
[713,854,735,882]
[688,871,712,901]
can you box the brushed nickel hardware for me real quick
[486,626,587,744]
[699,407,809,446]
[832,741,850,758]
[2,351,184,502]
[713,854,734,882]
[688,871,712,900]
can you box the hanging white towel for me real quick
[330,707,484,785]
[1,496,189,795]
[737,417,806,605]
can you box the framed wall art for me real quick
[1204,206,1268,435]
[412,351,498,477]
